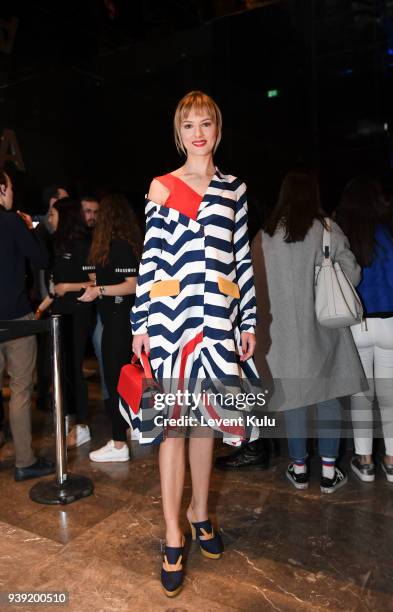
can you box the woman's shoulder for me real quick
[107,239,137,266]
[372,223,393,260]
[147,173,173,206]
[323,218,350,245]
[69,236,91,257]
[307,217,338,239]
[376,222,393,240]
[261,219,323,248]
[217,169,245,191]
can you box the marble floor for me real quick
[0,373,393,612]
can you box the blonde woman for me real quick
[129,91,258,596]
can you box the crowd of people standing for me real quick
[0,171,142,477]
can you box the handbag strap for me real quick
[322,217,331,259]
[131,352,154,379]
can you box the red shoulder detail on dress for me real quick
[154,174,175,192]
[154,173,202,221]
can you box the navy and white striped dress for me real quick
[121,168,261,446]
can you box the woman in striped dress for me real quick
[131,91,259,596]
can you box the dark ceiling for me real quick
[1,0,393,213]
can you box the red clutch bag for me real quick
[117,352,157,415]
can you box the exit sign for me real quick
[267,89,279,98]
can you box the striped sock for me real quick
[293,460,307,475]
[322,457,335,479]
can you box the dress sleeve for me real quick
[233,181,257,334]
[112,241,138,278]
[131,201,163,335]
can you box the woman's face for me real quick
[180,109,217,157]
[48,206,59,231]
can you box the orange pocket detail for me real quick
[150,279,180,298]
[217,277,240,299]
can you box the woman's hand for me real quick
[132,333,150,358]
[240,332,256,361]
[54,283,69,297]
[77,285,100,302]
[17,210,33,229]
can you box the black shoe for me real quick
[286,463,309,490]
[381,460,393,483]
[350,456,375,483]
[320,466,347,494]
[215,440,269,470]
[14,457,55,482]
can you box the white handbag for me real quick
[314,218,363,329]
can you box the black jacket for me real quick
[0,208,48,320]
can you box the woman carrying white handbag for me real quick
[251,170,366,493]
[337,177,393,484]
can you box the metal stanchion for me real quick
[30,315,94,504]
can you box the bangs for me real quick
[179,99,216,122]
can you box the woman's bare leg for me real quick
[159,435,186,546]
[187,432,215,522]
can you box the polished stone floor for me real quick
[1,374,393,612]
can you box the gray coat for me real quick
[251,219,367,410]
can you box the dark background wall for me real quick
[1,0,392,216]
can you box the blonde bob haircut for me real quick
[174,90,223,156]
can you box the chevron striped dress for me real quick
[122,169,262,446]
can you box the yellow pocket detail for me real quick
[217,277,240,299]
[150,279,180,298]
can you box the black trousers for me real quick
[53,301,93,424]
[100,306,132,442]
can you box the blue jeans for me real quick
[284,398,341,461]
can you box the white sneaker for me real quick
[66,424,91,449]
[89,440,130,463]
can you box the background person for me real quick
[252,170,366,493]
[48,198,94,448]
[81,195,100,229]
[34,185,69,411]
[0,170,55,481]
[337,177,393,483]
[80,195,109,408]
[35,184,69,255]
[79,194,141,462]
